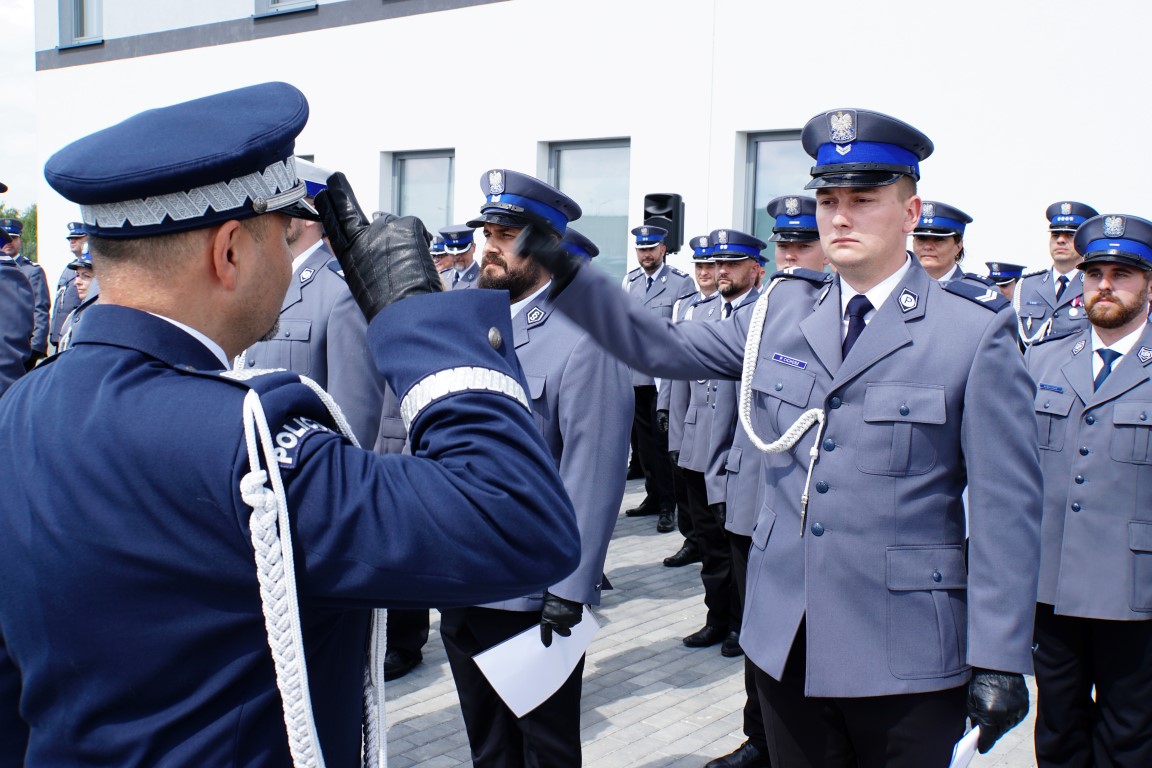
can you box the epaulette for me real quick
[1030,326,1083,347]
[942,280,1010,311]
[770,267,833,286]
[1019,268,1048,280]
[627,267,643,282]
[668,266,689,278]
[326,260,346,280]
[960,272,995,286]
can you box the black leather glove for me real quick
[710,502,727,527]
[656,409,670,435]
[967,669,1029,753]
[314,172,441,322]
[539,593,583,648]
[668,450,680,465]
[514,223,582,293]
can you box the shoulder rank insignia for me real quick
[942,280,1010,311]
[961,272,995,286]
[770,267,833,286]
[669,266,688,277]
[627,268,642,281]
[325,261,346,279]
[1019,268,1047,280]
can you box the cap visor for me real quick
[466,212,529,230]
[769,231,819,243]
[634,243,661,249]
[279,197,320,222]
[805,172,903,190]
[1049,224,1079,233]
[912,229,956,238]
[1078,252,1152,271]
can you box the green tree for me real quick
[0,203,37,262]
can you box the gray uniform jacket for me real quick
[14,256,50,356]
[1015,269,1088,346]
[660,292,710,453]
[1026,324,1152,621]
[551,257,1042,697]
[483,291,633,610]
[721,407,762,537]
[677,294,724,473]
[622,264,696,386]
[704,288,761,506]
[0,262,33,395]
[450,261,480,290]
[238,244,405,453]
[50,269,80,348]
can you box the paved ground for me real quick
[384,478,1040,767]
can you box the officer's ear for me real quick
[209,219,245,291]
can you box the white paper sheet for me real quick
[473,606,600,718]
[948,725,980,768]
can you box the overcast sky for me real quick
[1,0,38,212]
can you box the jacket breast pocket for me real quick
[1130,521,1152,612]
[268,319,312,375]
[1035,390,1075,452]
[1018,303,1049,321]
[1110,402,1152,465]
[857,383,946,476]
[886,545,968,678]
[750,360,816,440]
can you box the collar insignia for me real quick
[898,288,918,313]
[300,268,315,283]
[526,306,545,325]
[1073,339,1086,355]
[1139,346,1152,365]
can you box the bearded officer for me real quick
[1015,201,1099,348]
[443,224,480,289]
[516,107,1041,766]
[0,82,578,768]
[438,169,632,768]
[1024,213,1152,768]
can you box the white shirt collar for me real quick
[1092,323,1145,360]
[148,313,230,370]
[511,281,551,319]
[291,239,325,275]
[722,287,755,314]
[840,255,914,322]
[1052,266,1079,284]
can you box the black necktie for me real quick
[722,302,732,319]
[842,294,873,358]
[1094,348,1122,391]
[1055,275,1069,303]
[452,270,460,288]
[645,276,654,292]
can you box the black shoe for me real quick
[683,625,727,648]
[656,509,676,533]
[704,740,770,768]
[720,630,743,658]
[663,543,702,567]
[383,649,422,681]
[625,501,659,517]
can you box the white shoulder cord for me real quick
[737,277,828,536]
[1012,281,1052,348]
[231,371,388,768]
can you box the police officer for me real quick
[622,224,696,531]
[1024,213,1152,768]
[525,107,1041,766]
[438,169,632,768]
[430,235,453,289]
[0,227,33,396]
[0,83,579,767]
[661,235,720,565]
[50,221,88,350]
[56,242,100,352]
[1015,201,1099,348]
[442,224,480,289]
[986,261,1025,301]
[911,200,973,282]
[0,217,50,366]
[705,196,826,768]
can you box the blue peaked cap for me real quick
[914,201,972,237]
[802,108,933,189]
[1075,214,1152,271]
[0,218,23,236]
[985,262,1025,283]
[562,227,599,261]
[1047,201,1098,233]
[467,169,581,235]
[710,228,767,264]
[688,234,714,262]
[66,221,87,238]
[439,224,476,253]
[44,82,318,238]
[766,195,818,242]
[430,236,447,256]
[631,225,667,248]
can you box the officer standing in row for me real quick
[0,217,50,366]
[1015,201,1099,348]
[910,200,973,282]
[50,221,88,351]
[1025,213,1152,768]
[431,235,453,289]
[56,242,99,352]
[986,261,1025,301]
[0,224,33,396]
[524,107,1041,766]
[439,169,632,768]
[443,224,480,289]
[622,225,696,531]
[0,82,579,767]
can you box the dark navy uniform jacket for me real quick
[0,290,578,767]
[551,258,1042,697]
[14,255,50,356]
[0,262,33,394]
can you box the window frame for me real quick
[254,0,319,19]
[388,149,455,232]
[58,0,103,49]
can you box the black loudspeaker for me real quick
[642,193,684,254]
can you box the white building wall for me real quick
[32,0,1152,286]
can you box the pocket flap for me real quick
[272,318,311,342]
[683,406,697,425]
[378,416,406,439]
[1035,389,1075,418]
[886,546,967,590]
[750,359,815,408]
[725,446,742,472]
[526,374,546,400]
[1113,402,1152,427]
[1018,303,1049,319]
[751,504,777,550]
[864,383,946,424]
[1130,520,1152,552]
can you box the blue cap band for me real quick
[775,214,817,231]
[302,180,326,198]
[712,243,762,258]
[565,242,593,260]
[483,192,568,233]
[1051,214,1090,227]
[692,245,714,257]
[917,215,967,235]
[814,140,920,174]
[1083,238,1152,264]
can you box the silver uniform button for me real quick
[488,327,503,350]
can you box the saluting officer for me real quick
[439,169,632,768]
[1016,201,1099,348]
[442,224,480,289]
[622,224,696,531]
[1024,213,1152,768]
[0,83,579,768]
[911,200,974,282]
[985,261,1026,301]
[0,217,50,366]
[525,107,1042,766]
[0,226,33,396]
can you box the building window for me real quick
[547,140,630,282]
[254,0,318,18]
[746,131,810,271]
[391,151,454,233]
[59,0,102,48]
